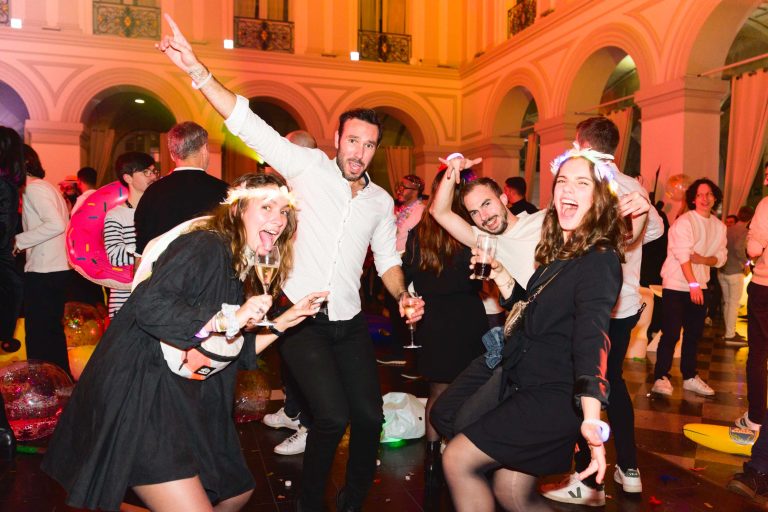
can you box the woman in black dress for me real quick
[402,169,488,480]
[42,173,327,511]
[438,149,625,511]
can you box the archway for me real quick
[0,81,30,136]
[221,98,302,183]
[81,87,176,186]
[367,109,416,196]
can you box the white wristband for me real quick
[191,71,213,90]
[221,303,240,338]
[582,419,610,442]
[688,282,701,289]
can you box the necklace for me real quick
[395,200,421,227]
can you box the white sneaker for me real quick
[651,376,673,396]
[262,407,300,431]
[735,412,762,431]
[614,466,642,493]
[274,426,308,455]
[541,473,605,506]
[683,375,715,396]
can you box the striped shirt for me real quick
[103,203,136,316]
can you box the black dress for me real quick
[41,231,258,511]
[461,248,621,476]
[403,231,488,382]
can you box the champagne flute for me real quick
[402,291,422,349]
[254,246,280,327]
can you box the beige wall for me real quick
[0,0,762,207]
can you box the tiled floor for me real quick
[0,312,763,511]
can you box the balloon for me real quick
[233,369,271,424]
[0,361,73,440]
[63,302,105,380]
[665,174,692,202]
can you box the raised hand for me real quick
[438,155,483,183]
[618,191,651,218]
[155,14,203,75]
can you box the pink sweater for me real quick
[748,197,768,287]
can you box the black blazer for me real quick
[134,169,228,253]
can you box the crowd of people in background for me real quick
[0,13,766,512]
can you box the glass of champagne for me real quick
[473,234,497,280]
[402,291,422,349]
[254,246,280,327]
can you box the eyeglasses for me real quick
[397,184,420,191]
[140,167,160,177]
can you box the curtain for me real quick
[606,107,633,171]
[235,0,257,17]
[386,0,406,33]
[524,132,538,203]
[384,146,412,191]
[89,127,115,186]
[723,69,768,216]
[359,0,377,31]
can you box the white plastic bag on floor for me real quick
[381,392,425,441]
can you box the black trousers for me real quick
[747,283,768,425]
[0,256,23,343]
[653,289,707,381]
[575,312,640,484]
[280,356,312,428]
[23,270,72,375]
[279,312,383,511]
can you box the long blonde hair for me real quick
[190,172,297,298]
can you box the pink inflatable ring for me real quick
[66,181,133,290]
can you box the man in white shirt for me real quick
[14,145,73,375]
[158,16,423,512]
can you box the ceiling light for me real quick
[134,98,145,104]
[350,51,360,61]
[10,18,22,29]
[223,39,234,50]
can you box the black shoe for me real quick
[728,463,768,505]
[336,487,362,512]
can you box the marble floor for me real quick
[0,311,762,511]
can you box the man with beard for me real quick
[157,15,423,512]
[430,157,545,290]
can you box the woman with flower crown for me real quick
[437,149,625,511]
[42,172,328,512]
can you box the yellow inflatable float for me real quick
[683,423,757,456]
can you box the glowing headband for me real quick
[221,184,297,208]
[550,142,618,192]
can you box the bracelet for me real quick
[497,273,515,289]
[195,326,210,338]
[221,303,240,338]
[445,152,464,161]
[269,324,284,337]
[582,419,610,442]
[688,282,701,289]
[191,71,213,90]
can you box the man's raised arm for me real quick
[428,156,481,248]
[156,14,236,119]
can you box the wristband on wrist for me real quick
[269,324,284,337]
[195,327,210,338]
[221,303,240,338]
[688,282,701,289]
[191,71,213,90]
[497,273,514,289]
[582,419,610,442]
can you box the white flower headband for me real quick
[550,142,619,193]
[221,184,298,208]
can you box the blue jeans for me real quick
[279,312,383,511]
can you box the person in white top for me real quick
[13,145,73,375]
[652,178,727,397]
[157,15,424,512]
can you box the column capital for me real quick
[635,76,729,121]
[25,120,85,145]
[461,135,526,158]
[534,113,581,145]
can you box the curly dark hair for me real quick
[190,172,297,299]
[535,157,626,266]
[684,178,722,212]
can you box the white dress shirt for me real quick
[15,175,71,273]
[225,95,401,321]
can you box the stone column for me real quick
[534,114,580,206]
[24,120,85,186]
[635,76,728,218]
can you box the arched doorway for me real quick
[81,88,176,186]
[222,99,301,183]
[0,81,30,136]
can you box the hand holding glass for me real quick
[402,291,422,349]
[254,246,280,327]
[473,234,497,280]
